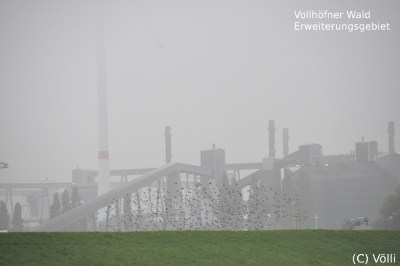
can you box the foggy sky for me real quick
[1,0,399,182]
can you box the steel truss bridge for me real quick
[33,156,293,232]
[2,128,309,232]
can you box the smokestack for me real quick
[97,1,110,196]
[165,126,172,163]
[268,120,276,158]
[283,128,289,157]
[388,121,395,153]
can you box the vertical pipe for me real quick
[165,126,172,163]
[92,213,97,231]
[164,126,178,228]
[116,200,120,231]
[105,205,110,231]
[388,121,395,153]
[156,180,160,216]
[97,0,110,196]
[136,191,142,231]
[40,188,45,224]
[6,188,14,218]
[283,128,289,157]
[269,120,276,158]
[162,126,170,219]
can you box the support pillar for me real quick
[5,188,13,215]
[105,205,111,231]
[389,121,395,153]
[283,127,289,157]
[39,188,49,224]
[164,126,181,228]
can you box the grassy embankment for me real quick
[1,230,399,265]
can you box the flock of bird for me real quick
[90,173,303,232]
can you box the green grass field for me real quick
[1,230,399,265]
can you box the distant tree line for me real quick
[0,185,81,231]
[0,201,24,232]
[49,185,81,219]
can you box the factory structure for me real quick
[282,139,399,229]
[0,121,399,231]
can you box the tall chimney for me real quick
[269,120,276,158]
[97,1,110,196]
[165,126,172,163]
[388,121,395,153]
[283,128,289,157]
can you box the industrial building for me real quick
[0,121,398,231]
[282,141,399,229]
